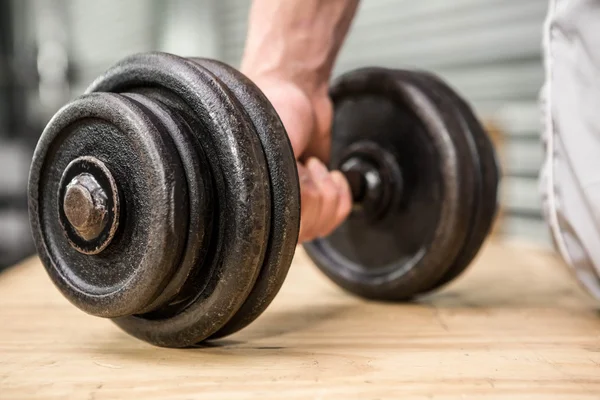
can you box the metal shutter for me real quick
[216,0,550,246]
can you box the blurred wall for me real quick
[66,0,220,94]
[0,0,39,269]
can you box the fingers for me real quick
[297,163,322,242]
[329,170,353,234]
[297,158,353,243]
[306,158,339,237]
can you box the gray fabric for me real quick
[541,0,600,298]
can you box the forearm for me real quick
[240,0,359,97]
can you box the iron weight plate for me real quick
[411,71,500,291]
[390,71,484,293]
[118,85,217,317]
[303,67,475,301]
[28,93,189,317]
[380,69,481,296]
[118,92,213,314]
[190,58,301,339]
[85,53,271,347]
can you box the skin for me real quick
[240,0,360,243]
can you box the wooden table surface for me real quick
[1,240,600,399]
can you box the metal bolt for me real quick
[63,173,108,241]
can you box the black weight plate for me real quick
[29,93,189,317]
[117,85,219,316]
[389,71,484,292]
[410,71,500,291]
[118,93,213,314]
[190,58,301,339]
[303,67,476,300]
[376,69,482,296]
[85,52,271,347]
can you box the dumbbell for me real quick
[28,52,500,348]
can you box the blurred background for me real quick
[0,0,549,271]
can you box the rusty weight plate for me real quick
[29,93,190,317]
[189,58,300,340]
[30,53,282,347]
[88,53,273,347]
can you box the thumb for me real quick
[274,100,313,159]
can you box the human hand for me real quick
[239,0,358,243]
[249,77,353,243]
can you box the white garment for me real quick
[541,0,600,298]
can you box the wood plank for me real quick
[1,240,600,399]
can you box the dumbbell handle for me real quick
[339,149,402,221]
[341,157,381,204]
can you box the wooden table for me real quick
[1,240,600,399]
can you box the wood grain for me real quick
[1,240,600,399]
